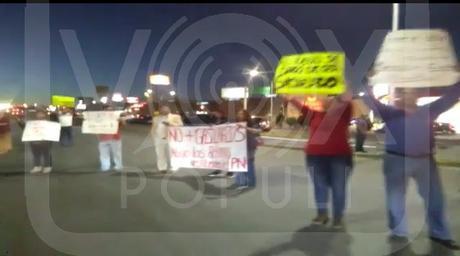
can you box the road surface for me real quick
[0,124,459,256]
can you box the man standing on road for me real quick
[97,106,126,172]
[284,90,353,230]
[152,105,183,174]
[363,81,460,250]
[208,110,235,178]
[354,114,370,153]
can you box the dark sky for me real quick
[1,3,459,103]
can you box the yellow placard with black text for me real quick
[274,52,346,95]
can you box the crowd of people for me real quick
[0,79,459,251]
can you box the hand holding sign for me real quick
[274,52,346,95]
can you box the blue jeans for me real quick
[98,140,123,171]
[383,153,452,240]
[235,158,256,187]
[306,155,353,220]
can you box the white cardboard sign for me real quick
[168,123,248,172]
[22,121,61,142]
[82,111,120,134]
[370,29,460,88]
[59,115,73,127]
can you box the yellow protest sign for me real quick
[51,95,75,108]
[274,52,346,95]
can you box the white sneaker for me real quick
[42,167,52,174]
[30,166,42,174]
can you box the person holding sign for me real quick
[283,90,353,230]
[27,108,57,174]
[97,106,126,172]
[151,106,183,174]
[363,80,460,250]
[58,107,74,147]
[228,110,261,191]
[0,110,12,155]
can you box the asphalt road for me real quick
[0,124,459,256]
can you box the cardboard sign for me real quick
[167,114,183,127]
[82,111,120,134]
[58,115,73,127]
[51,95,76,108]
[274,52,346,95]
[370,29,460,88]
[168,123,248,172]
[22,121,61,142]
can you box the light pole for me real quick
[244,68,260,110]
[149,74,171,111]
[245,67,275,119]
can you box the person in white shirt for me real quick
[151,105,183,173]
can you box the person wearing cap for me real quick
[363,79,460,250]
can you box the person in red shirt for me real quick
[284,90,353,230]
[97,106,126,172]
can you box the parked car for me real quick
[433,122,456,135]
[125,102,152,124]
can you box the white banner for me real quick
[370,29,460,88]
[59,115,73,127]
[22,121,61,142]
[82,111,120,134]
[168,123,248,172]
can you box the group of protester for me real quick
[1,77,459,251]
[151,105,261,191]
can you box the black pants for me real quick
[60,127,73,146]
[355,132,366,151]
[30,142,52,167]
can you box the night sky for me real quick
[1,3,459,103]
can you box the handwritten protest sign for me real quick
[370,29,460,88]
[22,121,61,142]
[168,123,248,172]
[274,52,346,95]
[51,95,75,108]
[82,111,120,134]
[59,115,73,127]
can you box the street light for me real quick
[169,91,176,96]
[149,74,170,86]
[245,67,275,120]
[148,73,172,111]
[249,68,260,78]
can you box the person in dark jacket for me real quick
[28,108,55,174]
[58,107,74,147]
[354,114,370,152]
[228,109,261,191]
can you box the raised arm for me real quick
[362,86,403,121]
[284,96,311,116]
[425,82,460,118]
